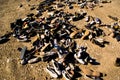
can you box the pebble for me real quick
[31,65,33,68]
[7,59,10,63]
[19,4,23,8]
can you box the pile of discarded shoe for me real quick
[9,7,102,79]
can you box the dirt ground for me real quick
[0,0,120,80]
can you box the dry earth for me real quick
[0,0,120,80]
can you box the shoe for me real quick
[62,70,71,80]
[45,50,56,57]
[45,65,58,78]
[65,67,74,78]
[74,54,85,64]
[21,59,27,65]
[28,57,40,64]
[19,35,27,38]
[85,16,90,22]
[12,34,16,37]
[57,51,63,59]
[68,63,74,70]
[17,37,28,42]
[0,36,8,43]
[51,59,62,76]
[20,46,27,60]
[95,18,101,24]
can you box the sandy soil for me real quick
[0,0,120,80]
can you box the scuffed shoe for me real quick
[74,54,85,64]
[62,70,72,80]
[17,37,28,42]
[28,57,40,64]
[19,35,27,39]
[45,65,58,78]
[85,16,90,22]
[51,59,62,76]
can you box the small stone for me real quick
[7,59,10,63]
[115,58,120,67]
[19,4,23,8]
[31,65,33,68]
